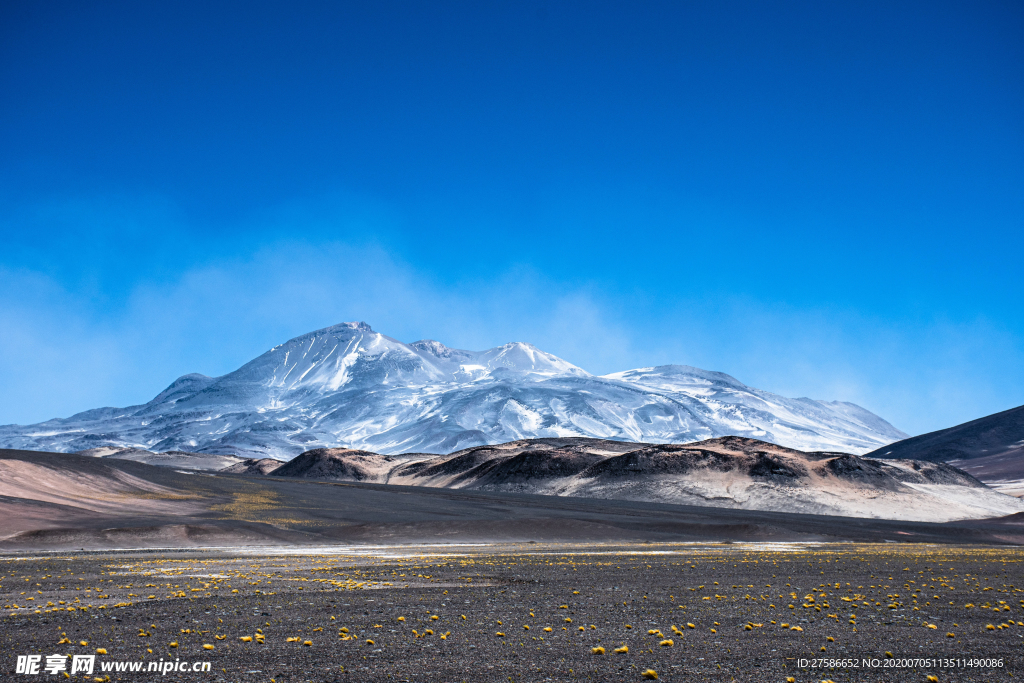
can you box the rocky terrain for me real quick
[866,404,1024,463]
[248,436,1024,523]
[221,457,284,476]
[866,404,1024,497]
[4,446,1024,551]
[75,446,246,471]
[952,453,1024,498]
[2,543,1022,682]
[0,322,907,459]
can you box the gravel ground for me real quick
[2,542,1022,682]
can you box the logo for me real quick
[15,654,94,675]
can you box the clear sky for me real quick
[1,0,1021,436]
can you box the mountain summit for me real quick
[0,322,907,458]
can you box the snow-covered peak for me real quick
[0,322,908,458]
[276,321,374,346]
[473,342,588,378]
[604,364,749,394]
[148,373,215,405]
[231,323,451,395]
[410,339,457,358]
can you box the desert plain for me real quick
[3,448,1024,681]
[3,542,1023,682]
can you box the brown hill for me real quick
[3,446,1024,550]
[258,436,1023,522]
[221,458,284,475]
[270,447,397,482]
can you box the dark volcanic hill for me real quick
[221,458,284,475]
[865,404,1024,463]
[255,436,1024,522]
[270,448,396,482]
[863,405,1024,497]
[5,447,1024,550]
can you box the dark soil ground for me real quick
[2,543,1022,682]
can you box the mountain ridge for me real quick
[864,403,1024,497]
[865,404,1024,462]
[242,435,1024,523]
[0,321,907,458]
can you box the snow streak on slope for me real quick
[0,322,907,458]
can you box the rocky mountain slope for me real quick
[865,404,1024,497]
[220,457,284,476]
[74,446,245,471]
[251,436,1024,522]
[865,404,1024,462]
[0,322,907,459]
[5,447,1023,549]
[952,452,1024,498]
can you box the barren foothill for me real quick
[3,448,1024,551]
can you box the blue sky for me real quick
[0,0,1021,436]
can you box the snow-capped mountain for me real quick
[0,322,908,458]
